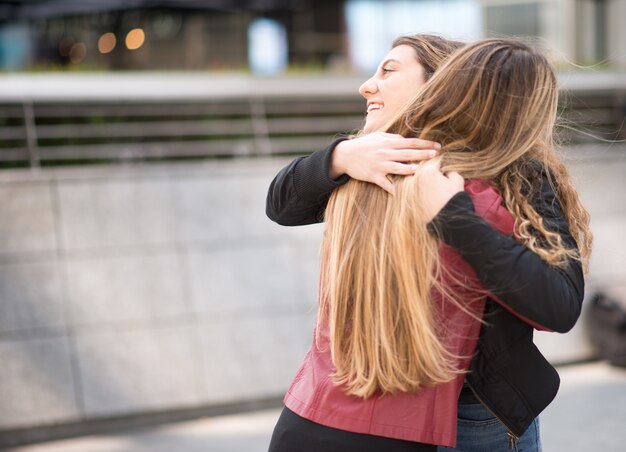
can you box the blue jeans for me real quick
[438,403,541,452]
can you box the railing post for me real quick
[22,101,41,169]
[250,97,272,155]
[614,92,626,140]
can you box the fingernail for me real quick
[410,164,420,171]
[428,150,438,157]
[434,143,442,150]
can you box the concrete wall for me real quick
[0,158,321,434]
[0,145,625,435]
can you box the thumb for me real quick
[375,176,395,195]
[446,171,465,189]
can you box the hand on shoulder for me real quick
[414,157,464,222]
[329,132,440,194]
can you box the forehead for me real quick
[382,44,418,65]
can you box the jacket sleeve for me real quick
[429,179,585,333]
[266,138,350,226]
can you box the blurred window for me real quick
[345,0,482,73]
[484,2,541,37]
[0,24,31,70]
[248,18,288,75]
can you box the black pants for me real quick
[268,407,437,452]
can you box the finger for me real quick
[381,132,404,139]
[390,149,438,162]
[374,175,395,195]
[391,138,441,150]
[420,156,442,172]
[446,171,464,183]
[384,161,419,175]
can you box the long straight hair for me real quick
[321,38,593,398]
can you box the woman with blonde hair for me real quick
[267,37,591,452]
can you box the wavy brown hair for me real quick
[390,38,592,270]
[392,34,464,80]
[320,38,592,398]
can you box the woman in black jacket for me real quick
[266,36,591,452]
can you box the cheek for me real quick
[404,76,426,97]
[385,89,412,113]
[389,79,425,112]
[414,79,426,91]
[390,77,423,103]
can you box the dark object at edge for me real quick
[587,292,626,367]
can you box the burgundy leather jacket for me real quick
[266,140,585,441]
[283,180,514,447]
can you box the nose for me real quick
[359,76,378,98]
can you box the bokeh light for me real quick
[98,32,116,54]
[125,28,145,50]
[69,42,86,64]
[58,36,74,57]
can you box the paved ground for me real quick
[8,361,626,452]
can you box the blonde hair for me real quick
[320,38,593,398]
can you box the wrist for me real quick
[329,140,350,180]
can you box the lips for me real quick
[367,102,383,113]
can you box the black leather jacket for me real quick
[265,140,585,439]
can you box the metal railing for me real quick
[0,72,624,168]
[0,98,365,168]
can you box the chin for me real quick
[363,122,377,134]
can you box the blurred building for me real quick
[0,0,347,72]
[482,0,626,69]
[0,0,624,73]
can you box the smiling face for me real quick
[359,44,427,133]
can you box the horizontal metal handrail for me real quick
[0,72,623,168]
